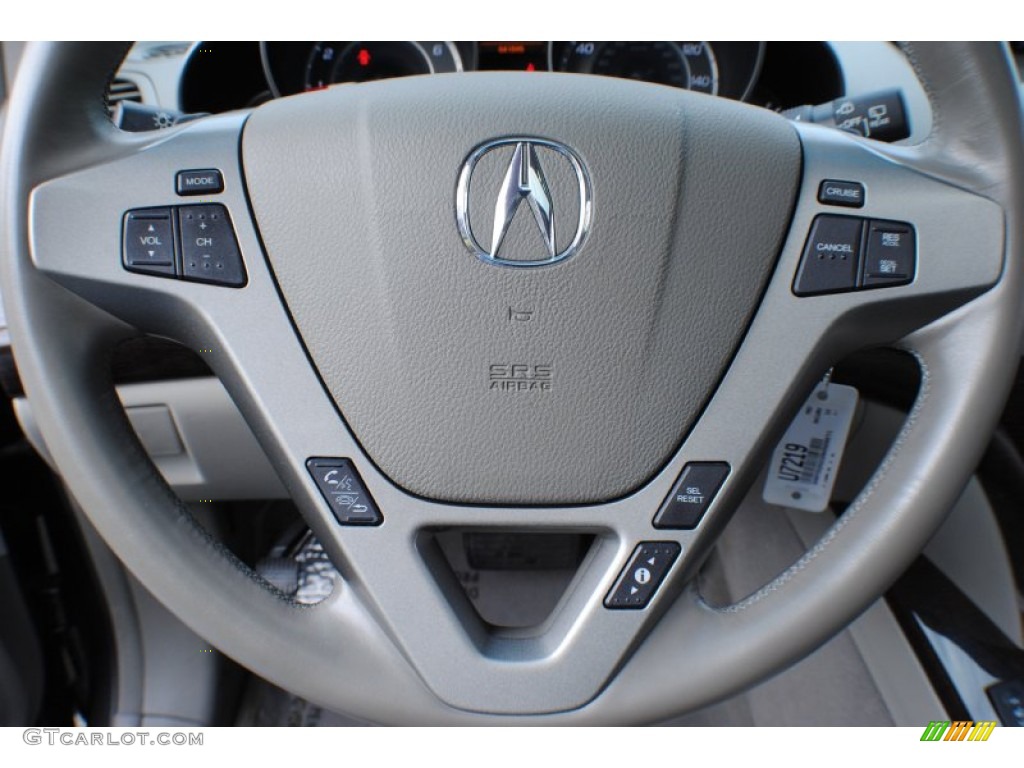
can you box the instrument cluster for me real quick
[260,42,765,102]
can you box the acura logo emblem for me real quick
[456,137,593,267]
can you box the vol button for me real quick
[123,208,175,277]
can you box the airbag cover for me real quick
[242,73,800,504]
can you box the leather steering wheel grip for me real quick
[1,42,1022,724]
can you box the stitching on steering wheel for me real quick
[896,43,942,144]
[714,347,931,613]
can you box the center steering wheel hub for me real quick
[242,73,801,504]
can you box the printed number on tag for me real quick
[763,382,859,513]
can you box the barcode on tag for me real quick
[763,383,858,513]
[800,437,825,483]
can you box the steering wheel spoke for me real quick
[781,123,1004,331]
[27,114,259,338]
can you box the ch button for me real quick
[178,204,246,287]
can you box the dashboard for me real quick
[145,41,853,118]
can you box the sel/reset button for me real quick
[653,462,730,530]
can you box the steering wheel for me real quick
[2,42,1022,724]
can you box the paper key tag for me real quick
[763,381,859,513]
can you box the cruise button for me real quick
[818,180,865,208]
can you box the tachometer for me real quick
[304,42,461,89]
[556,41,718,95]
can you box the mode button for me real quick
[176,169,224,196]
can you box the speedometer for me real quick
[555,41,718,95]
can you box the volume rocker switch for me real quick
[123,208,176,277]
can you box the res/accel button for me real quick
[861,219,915,288]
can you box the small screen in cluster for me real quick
[476,42,548,72]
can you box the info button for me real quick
[176,169,224,196]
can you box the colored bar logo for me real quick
[920,721,997,741]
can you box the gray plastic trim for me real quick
[924,479,1023,648]
[786,507,947,726]
[15,378,287,501]
[72,504,226,726]
[3,43,1021,722]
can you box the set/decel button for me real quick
[862,219,915,287]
